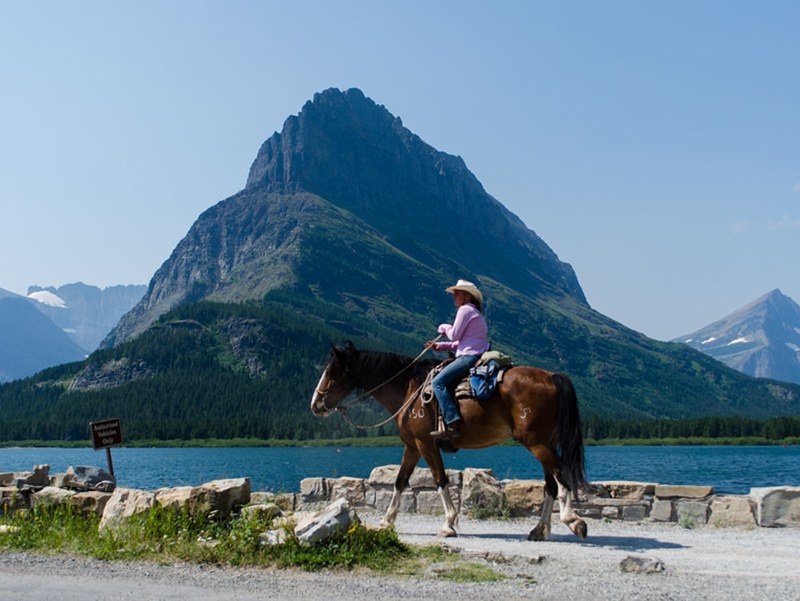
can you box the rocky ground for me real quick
[1,513,798,601]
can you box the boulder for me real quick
[751,486,800,528]
[60,466,116,492]
[299,477,329,505]
[596,481,656,500]
[30,486,76,508]
[241,503,283,521]
[154,486,195,510]
[295,498,360,544]
[677,500,709,526]
[503,480,545,516]
[99,488,157,532]
[14,465,50,487]
[655,485,714,499]
[185,478,250,519]
[708,495,757,528]
[649,499,674,522]
[367,465,400,487]
[409,468,462,489]
[72,491,113,518]
[330,477,366,506]
[0,487,24,512]
[620,555,666,574]
[461,468,503,516]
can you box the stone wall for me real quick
[293,465,800,529]
[2,463,798,529]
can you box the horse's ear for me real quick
[342,340,359,361]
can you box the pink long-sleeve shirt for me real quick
[437,303,490,356]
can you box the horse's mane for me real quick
[352,349,438,394]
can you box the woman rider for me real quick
[426,279,490,439]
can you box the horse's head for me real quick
[310,341,360,417]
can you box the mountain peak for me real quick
[245,87,584,298]
[675,289,800,385]
[107,88,586,345]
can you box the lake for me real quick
[1,445,798,495]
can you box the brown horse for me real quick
[310,341,592,540]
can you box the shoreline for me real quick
[1,437,799,449]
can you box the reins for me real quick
[334,335,442,430]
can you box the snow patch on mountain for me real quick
[787,343,800,353]
[28,290,67,309]
[728,337,749,345]
[701,337,717,345]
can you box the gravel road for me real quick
[2,514,798,601]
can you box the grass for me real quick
[0,504,508,581]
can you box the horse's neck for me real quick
[355,351,418,413]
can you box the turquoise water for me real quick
[1,445,797,495]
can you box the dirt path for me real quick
[2,516,798,600]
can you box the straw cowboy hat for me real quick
[445,279,483,306]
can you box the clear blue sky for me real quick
[2,1,798,341]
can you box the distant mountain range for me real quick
[0,295,87,383]
[1,88,798,442]
[0,283,145,383]
[674,289,800,386]
[28,282,147,351]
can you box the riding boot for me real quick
[430,418,462,439]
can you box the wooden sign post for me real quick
[89,417,123,476]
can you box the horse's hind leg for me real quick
[524,444,587,541]
[556,476,587,540]
[528,472,557,541]
[380,445,421,529]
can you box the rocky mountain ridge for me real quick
[674,289,800,385]
[104,88,584,346]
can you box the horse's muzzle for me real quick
[310,389,333,417]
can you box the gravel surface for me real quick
[2,514,798,601]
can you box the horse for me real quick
[310,340,592,540]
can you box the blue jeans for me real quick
[432,354,480,425]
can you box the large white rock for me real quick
[708,495,757,528]
[751,486,800,528]
[184,478,251,519]
[30,486,76,508]
[99,488,156,532]
[295,498,360,544]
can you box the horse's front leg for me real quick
[379,445,421,529]
[422,449,458,537]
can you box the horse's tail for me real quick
[551,372,590,494]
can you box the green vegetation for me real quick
[583,414,800,445]
[0,504,505,580]
[1,296,799,445]
[3,416,799,448]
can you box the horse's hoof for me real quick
[527,524,550,541]
[378,520,392,529]
[571,520,588,541]
[437,526,457,538]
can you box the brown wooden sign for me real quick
[90,417,123,450]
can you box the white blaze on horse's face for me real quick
[310,366,331,416]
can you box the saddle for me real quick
[421,351,514,441]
